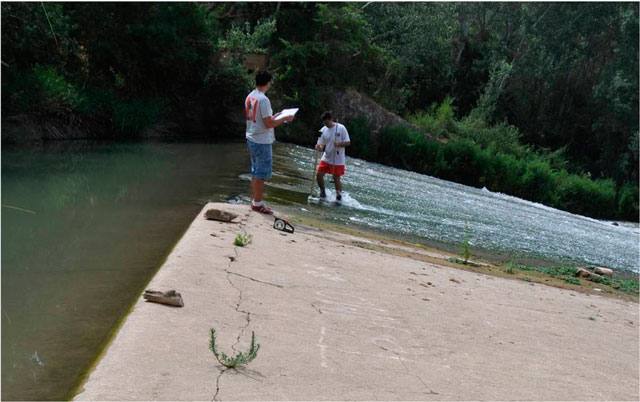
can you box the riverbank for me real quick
[287,213,640,300]
[74,202,638,400]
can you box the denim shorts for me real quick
[247,140,273,179]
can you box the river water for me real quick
[2,140,638,400]
[1,141,249,400]
[270,143,639,272]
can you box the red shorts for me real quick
[317,161,345,176]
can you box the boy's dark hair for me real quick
[321,111,333,121]
[255,71,272,86]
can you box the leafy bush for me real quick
[377,125,438,173]
[436,139,492,186]
[519,158,558,205]
[556,173,617,218]
[74,86,115,115]
[112,98,166,135]
[367,121,630,219]
[617,181,639,220]
[1,3,247,138]
[32,65,83,109]
[407,96,456,138]
[219,18,276,54]
[484,151,524,193]
[4,65,83,113]
[343,115,372,159]
[457,116,527,157]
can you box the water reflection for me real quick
[1,141,249,400]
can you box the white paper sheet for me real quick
[274,108,299,121]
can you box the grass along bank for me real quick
[288,213,639,303]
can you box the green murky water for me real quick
[1,141,249,400]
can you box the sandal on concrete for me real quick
[251,204,274,215]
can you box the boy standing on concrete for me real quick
[315,111,351,201]
[245,71,294,214]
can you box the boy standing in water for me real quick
[245,71,294,214]
[315,111,351,201]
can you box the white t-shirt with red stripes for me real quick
[245,89,274,144]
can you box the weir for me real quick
[75,203,639,400]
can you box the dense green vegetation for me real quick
[2,3,251,136]
[2,3,638,219]
[345,104,631,219]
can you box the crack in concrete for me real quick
[232,310,251,353]
[212,367,228,401]
[215,212,253,402]
[225,248,252,353]
[227,271,284,288]
[384,292,439,397]
[311,303,323,314]
[394,351,439,396]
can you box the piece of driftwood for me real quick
[575,268,593,279]
[575,268,603,282]
[143,289,184,307]
[205,209,238,223]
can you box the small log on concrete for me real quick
[594,267,613,278]
[588,273,604,282]
[143,289,184,307]
[205,209,238,223]
[576,268,594,279]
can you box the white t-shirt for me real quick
[245,89,275,144]
[318,123,350,166]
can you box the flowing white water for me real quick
[270,143,639,272]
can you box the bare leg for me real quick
[251,177,265,202]
[333,175,342,193]
[316,172,326,195]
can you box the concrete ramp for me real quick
[75,203,639,401]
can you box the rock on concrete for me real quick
[74,203,639,401]
[594,267,614,278]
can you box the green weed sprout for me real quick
[459,222,471,263]
[234,233,252,247]
[209,328,260,369]
[505,263,515,274]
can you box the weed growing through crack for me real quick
[209,328,260,368]
[234,233,252,247]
